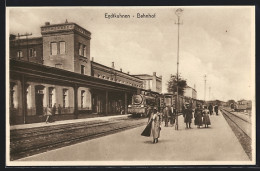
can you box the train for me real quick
[128,90,203,117]
[234,100,252,112]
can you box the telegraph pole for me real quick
[175,8,183,130]
[18,32,32,62]
[209,86,211,101]
[204,75,207,102]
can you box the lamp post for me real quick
[175,8,183,130]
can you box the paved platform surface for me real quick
[10,114,131,130]
[17,111,250,163]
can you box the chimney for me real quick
[112,62,115,69]
[120,68,122,72]
[45,22,50,26]
[92,57,94,61]
[153,72,156,76]
[127,71,130,74]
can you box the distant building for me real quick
[184,85,197,99]
[132,72,162,93]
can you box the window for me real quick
[29,48,36,57]
[33,50,37,57]
[63,89,68,108]
[10,85,15,108]
[79,43,83,56]
[81,65,85,74]
[29,48,33,57]
[83,45,87,57]
[17,50,23,58]
[51,42,57,55]
[55,63,62,69]
[59,41,66,54]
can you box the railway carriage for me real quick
[234,100,252,112]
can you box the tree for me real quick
[167,74,187,96]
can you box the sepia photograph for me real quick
[6,6,255,166]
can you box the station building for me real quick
[9,21,157,125]
[183,85,197,99]
[133,72,162,93]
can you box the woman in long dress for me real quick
[202,105,211,128]
[141,108,162,143]
[194,104,203,128]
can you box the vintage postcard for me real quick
[6,6,255,166]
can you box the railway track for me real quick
[221,108,251,139]
[220,108,252,160]
[10,117,147,161]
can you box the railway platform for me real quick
[16,110,251,163]
[10,114,131,130]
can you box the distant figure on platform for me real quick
[52,103,57,115]
[203,106,211,128]
[169,106,176,126]
[194,104,203,128]
[183,103,193,129]
[214,105,219,116]
[141,107,162,144]
[120,106,125,115]
[208,104,213,115]
[45,105,52,123]
[163,104,169,127]
[58,104,62,115]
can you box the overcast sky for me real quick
[7,6,255,101]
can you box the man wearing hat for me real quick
[183,103,193,129]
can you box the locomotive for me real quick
[127,91,160,117]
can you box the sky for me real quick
[7,6,255,102]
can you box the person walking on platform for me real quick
[163,104,169,127]
[141,107,162,144]
[202,105,211,128]
[214,105,219,116]
[52,103,57,115]
[183,103,193,129]
[194,104,203,128]
[170,106,176,126]
[208,104,213,115]
[58,104,62,115]
[45,105,52,123]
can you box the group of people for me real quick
[141,103,219,143]
[45,103,63,123]
[208,104,219,116]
